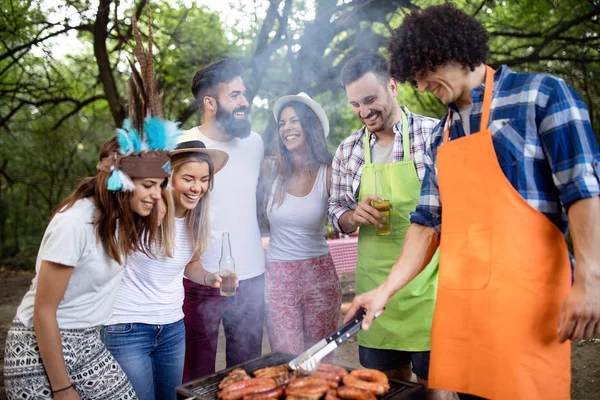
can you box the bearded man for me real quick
[182,58,266,381]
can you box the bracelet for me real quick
[52,383,74,394]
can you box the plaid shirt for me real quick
[410,65,600,236]
[328,106,439,232]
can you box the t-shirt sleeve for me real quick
[38,206,89,268]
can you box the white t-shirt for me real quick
[266,164,330,262]
[16,198,126,329]
[105,217,194,325]
[183,127,265,280]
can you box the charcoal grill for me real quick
[176,352,425,400]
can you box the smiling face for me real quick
[278,106,308,153]
[415,63,471,107]
[345,72,399,133]
[129,178,164,217]
[214,76,252,138]
[171,161,211,218]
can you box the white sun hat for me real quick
[272,92,330,137]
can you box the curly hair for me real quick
[387,3,489,82]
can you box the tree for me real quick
[0,0,229,264]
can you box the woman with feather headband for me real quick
[2,8,180,400]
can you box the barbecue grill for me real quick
[176,352,426,400]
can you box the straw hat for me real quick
[171,130,229,173]
[272,92,329,137]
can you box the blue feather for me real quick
[144,117,167,150]
[162,119,183,151]
[162,161,171,174]
[116,128,132,155]
[107,170,123,191]
[129,128,142,152]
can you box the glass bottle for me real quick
[373,170,392,236]
[219,232,237,296]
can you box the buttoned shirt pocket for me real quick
[489,119,527,169]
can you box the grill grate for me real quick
[176,352,425,400]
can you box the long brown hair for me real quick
[166,152,214,255]
[268,101,333,211]
[52,136,164,264]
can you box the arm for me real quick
[533,76,600,342]
[344,223,439,328]
[257,157,276,231]
[184,252,222,287]
[33,261,80,399]
[328,139,384,233]
[557,196,600,342]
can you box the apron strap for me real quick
[400,107,410,160]
[364,126,372,165]
[444,65,495,143]
[480,65,494,131]
[363,108,410,164]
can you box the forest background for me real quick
[1,0,599,268]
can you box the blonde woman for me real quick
[101,136,228,400]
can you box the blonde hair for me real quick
[164,152,214,255]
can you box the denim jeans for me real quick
[100,319,185,400]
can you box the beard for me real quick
[215,103,252,139]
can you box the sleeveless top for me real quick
[266,164,330,262]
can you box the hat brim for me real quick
[170,148,229,174]
[273,95,330,137]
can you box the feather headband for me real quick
[97,2,180,191]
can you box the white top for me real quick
[16,199,126,329]
[182,127,265,280]
[105,217,194,325]
[266,164,330,262]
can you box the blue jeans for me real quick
[101,320,185,400]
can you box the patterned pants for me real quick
[265,253,342,356]
[4,319,137,400]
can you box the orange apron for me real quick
[429,65,571,399]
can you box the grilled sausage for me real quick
[342,369,390,395]
[218,378,277,400]
[336,386,378,400]
[286,377,330,398]
[242,386,285,400]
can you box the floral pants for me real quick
[265,253,342,356]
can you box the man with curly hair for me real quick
[329,53,453,400]
[345,4,600,400]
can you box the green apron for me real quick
[356,108,439,351]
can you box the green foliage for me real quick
[1,0,598,267]
[0,0,229,267]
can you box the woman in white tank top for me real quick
[101,136,229,400]
[259,93,342,356]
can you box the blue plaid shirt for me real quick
[410,65,600,236]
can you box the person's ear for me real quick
[204,96,216,111]
[388,78,398,97]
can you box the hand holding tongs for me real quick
[288,308,383,374]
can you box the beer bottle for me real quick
[219,232,237,296]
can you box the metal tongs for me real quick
[288,308,382,374]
